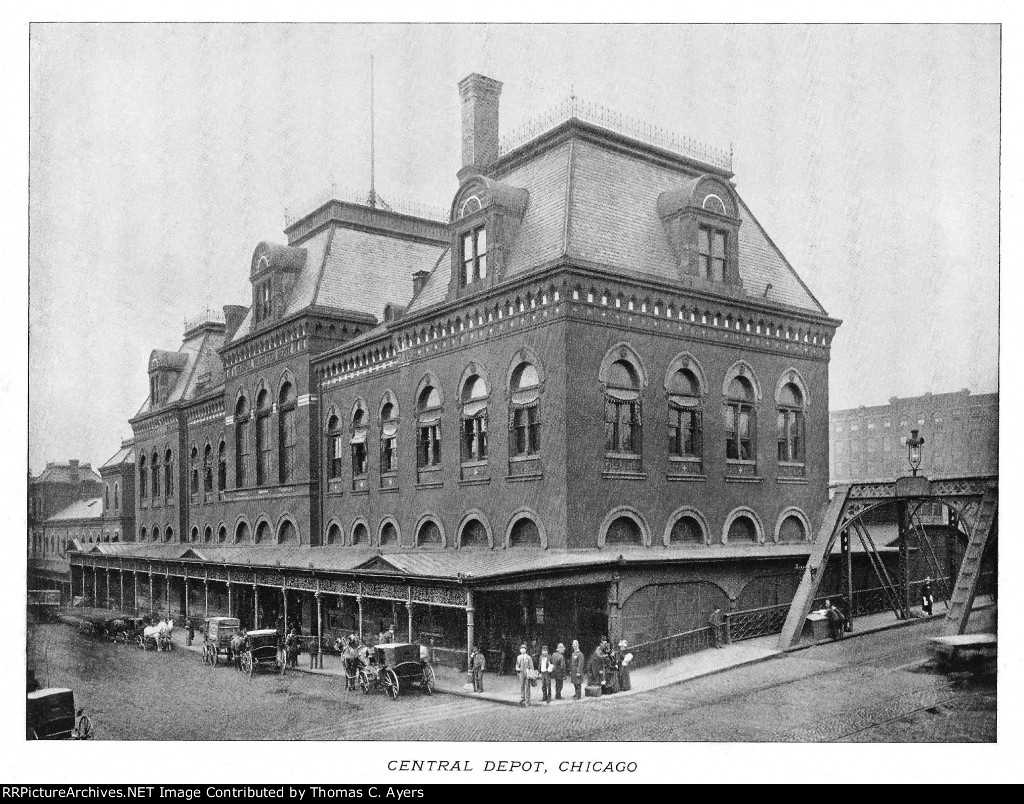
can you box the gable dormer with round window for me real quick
[448,175,529,299]
[657,175,742,291]
[249,241,307,332]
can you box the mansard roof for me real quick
[137,324,226,416]
[230,208,449,344]
[411,122,828,319]
[48,497,103,522]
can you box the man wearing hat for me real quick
[550,643,567,700]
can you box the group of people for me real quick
[482,637,632,707]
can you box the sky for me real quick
[27,23,1000,474]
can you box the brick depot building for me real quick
[71,74,842,666]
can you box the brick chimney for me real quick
[412,271,431,296]
[223,304,248,340]
[458,73,502,180]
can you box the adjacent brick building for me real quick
[830,389,998,484]
[71,74,846,664]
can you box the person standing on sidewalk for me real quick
[709,606,726,648]
[921,578,935,616]
[825,599,845,640]
[471,645,486,692]
[515,644,534,707]
[539,646,553,703]
[616,640,633,692]
[569,640,585,700]
[551,643,567,700]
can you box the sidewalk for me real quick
[166,597,994,707]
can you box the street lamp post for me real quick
[898,429,927,617]
[906,429,925,477]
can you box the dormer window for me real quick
[254,279,272,324]
[698,227,727,283]
[460,226,487,287]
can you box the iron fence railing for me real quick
[498,96,733,171]
[628,626,714,670]
[727,604,789,642]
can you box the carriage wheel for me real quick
[357,670,370,694]
[241,652,253,677]
[137,635,145,650]
[280,657,286,676]
[422,664,435,695]
[383,669,400,700]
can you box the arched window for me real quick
[725,376,756,464]
[778,515,807,543]
[380,521,398,547]
[326,523,341,546]
[190,447,199,500]
[508,518,541,547]
[235,521,251,544]
[605,515,643,546]
[151,451,160,497]
[351,404,369,482]
[279,519,297,545]
[204,525,212,543]
[255,520,271,545]
[189,526,198,543]
[203,444,213,494]
[605,360,642,455]
[459,518,488,548]
[164,449,173,496]
[235,396,251,488]
[380,402,399,475]
[140,526,147,542]
[416,385,443,470]
[255,390,271,486]
[777,382,806,465]
[352,522,368,546]
[279,382,297,484]
[105,484,110,510]
[327,414,343,480]
[509,362,541,458]
[217,441,226,491]
[461,375,489,464]
[728,515,758,543]
[153,526,162,543]
[668,368,703,460]
[417,519,443,547]
[669,515,704,545]
[218,525,227,544]
[113,483,119,510]
[139,456,147,500]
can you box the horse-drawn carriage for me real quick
[202,617,240,667]
[239,629,286,677]
[358,643,435,700]
[110,616,148,644]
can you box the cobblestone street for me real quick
[28,606,994,742]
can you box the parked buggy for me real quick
[111,616,148,644]
[27,688,93,740]
[239,629,286,677]
[202,617,241,667]
[358,643,435,700]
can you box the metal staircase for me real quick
[777,486,851,650]
[944,483,998,635]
